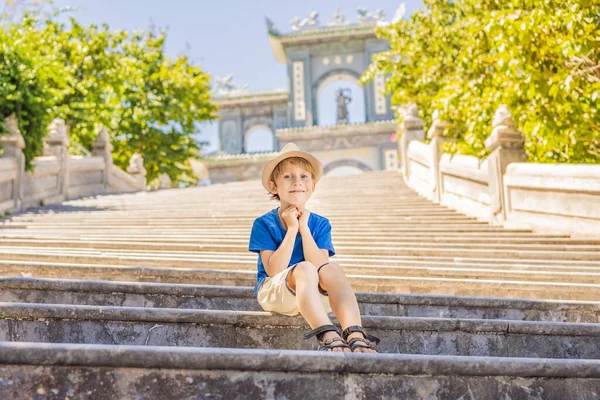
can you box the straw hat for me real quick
[261,143,323,191]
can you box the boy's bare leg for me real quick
[318,263,377,353]
[288,262,351,353]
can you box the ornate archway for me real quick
[312,70,366,126]
[244,124,276,153]
[323,159,373,175]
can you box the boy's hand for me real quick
[281,206,299,231]
[297,208,311,235]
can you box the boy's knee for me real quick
[318,262,343,277]
[293,262,318,280]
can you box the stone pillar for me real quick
[484,105,527,225]
[127,153,147,190]
[159,173,171,189]
[92,127,113,191]
[427,110,450,203]
[0,114,25,211]
[44,118,69,200]
[398,103,425,181]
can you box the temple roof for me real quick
[268,23,378,63]
[276,120,396,140]
[215,88,289,108]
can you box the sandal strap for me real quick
[341,325,380,344]
[319,337,350,352]
[347,337,378,352]
[303,324,340,341]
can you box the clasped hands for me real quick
[280,205,311,234]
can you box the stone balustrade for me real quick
[0,114,147,215]
[399,105,600,237]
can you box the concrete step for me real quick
[0,232,577,243]
[2,276,599,323]
[0,226,538,235]
[2,238,598,254]
[5,209,465,220]
[0,242,597,260]
[2,302,600,359]
[2,249,600,283]
[3,247,598,268]
[2,260,600,301]
[0,221,492,229]
[1,342,599,399]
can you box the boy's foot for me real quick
[320,331,352,353]
[346,332,378,353]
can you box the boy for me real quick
[248,143,380,353]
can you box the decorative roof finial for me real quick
[290,11,319,31]
[357,8,386,25]
[265,17,280,36]
[214,74,250,97]
[328,8,348,27]
[392,3,406,23]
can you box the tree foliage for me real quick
[363,0,600,163]
[0,8,217,184]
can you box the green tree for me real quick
[0,10,217,184]
[0,15,69,168]
[110,31,216,185]
[364,0,600,163]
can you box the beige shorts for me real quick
[257,263,332,316]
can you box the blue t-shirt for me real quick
[248,207,336,295]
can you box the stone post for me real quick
[484,105,527,225]
[159,173,171,189]
[127,153,147,190]
[427,110,450,203]
[0,114,25,211]
[44,118,69,200]
[398,103,425,181]
[92,127,113,192]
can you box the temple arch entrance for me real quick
[323,159,373,176]
[314,71,366,127]
[244,125,276,153]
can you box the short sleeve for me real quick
[249,218,277,254]
[315,218,335,257]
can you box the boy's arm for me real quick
[299,226,329,267]
[261,226,298,277]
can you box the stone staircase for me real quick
[1,170,600,398]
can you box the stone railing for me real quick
[398,105,600,237]
[203,151,279,184]
[0,115,147,215]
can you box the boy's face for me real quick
[268,163,315,207]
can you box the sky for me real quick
[50,0,425,154]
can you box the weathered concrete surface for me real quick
[2,303,600,358]
[504,163,600,237]
[2,343,600,399]
[1,170,600,397]
[3,260,600,301]
[2,277,600,323]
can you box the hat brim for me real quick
[261,150,323,191]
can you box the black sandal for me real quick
[303,324,351,352]
[342,325,380,353]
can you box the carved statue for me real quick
[405,103,419,117]
[290,11,319,31]
[328,8,347,26]
[492,105,515,128]
[357,8,386,25]
[392,3,406,24]
[336,88,352,124]
[214,74,249,96]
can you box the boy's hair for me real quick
[268,156,316,201]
